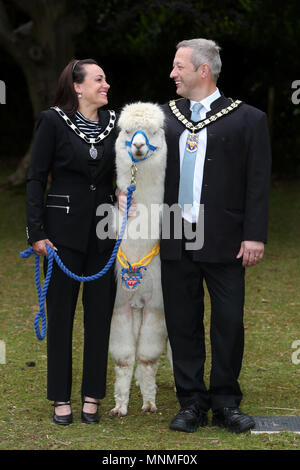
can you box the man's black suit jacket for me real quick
[160,94,272,263]
[26,107,117,253]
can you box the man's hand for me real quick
[116,188,136,216]
[236,241,264,267]
[32,239,57,257]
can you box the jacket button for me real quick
[90,184,96,191]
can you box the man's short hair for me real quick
[176,38,222,82]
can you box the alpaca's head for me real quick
[116,102,166,162]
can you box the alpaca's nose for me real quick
[133,142,145,150]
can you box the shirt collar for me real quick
[190,88,221,112]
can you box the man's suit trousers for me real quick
[161,237,245,411]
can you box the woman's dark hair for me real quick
[53,58,98,114]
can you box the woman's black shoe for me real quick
[81,400,99,423]
[53,401,73,425]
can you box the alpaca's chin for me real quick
[132,153,146,160]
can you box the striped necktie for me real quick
[178,102,203,212]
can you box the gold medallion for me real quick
[186,133,199,152]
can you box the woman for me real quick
[26,59,117,425]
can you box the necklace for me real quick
[51,106,116,158]
[169,98,242,134]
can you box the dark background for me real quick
[0,0,299,180]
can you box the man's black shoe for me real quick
[169,403,208,433]
[212,407,255,433]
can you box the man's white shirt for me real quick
[179,88,221,223]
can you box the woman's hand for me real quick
[32,239,57,257]
[116,188,136,216]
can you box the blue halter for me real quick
[125,130,157,163]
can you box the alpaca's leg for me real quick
[135,306,167,413]
[135,357,159,413]
[109,302,136,417]
[110,357,135,417]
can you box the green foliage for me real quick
[75,0,248,54]
[0,0,299,174]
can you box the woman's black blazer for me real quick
[26,107,117,254]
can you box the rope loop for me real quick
[20,184,135,340]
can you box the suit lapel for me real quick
[206,94,232,117]
[175,99,191,133]
[93,110,115,181]
[165,99,190,192]
[178,98,191,116]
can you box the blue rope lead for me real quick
[20,184,135,340]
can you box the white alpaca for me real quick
[109,102,171,417]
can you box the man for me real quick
[160,39,271,433]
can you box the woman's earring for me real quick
[78,93,82,99]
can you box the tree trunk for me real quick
[0,0,85,186]
[6,52,70,186]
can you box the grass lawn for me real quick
[0,166,299,451]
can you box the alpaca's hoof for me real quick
[142,401,157,413]
[110,406,128,417]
